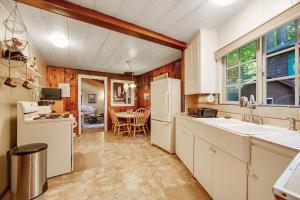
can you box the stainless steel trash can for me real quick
[10,143,48,200]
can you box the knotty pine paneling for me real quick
[47,59,182,134]
[47,66,138,133]
[137,59,182,108]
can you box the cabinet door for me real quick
[248,146,293,200]
[151,120,173,153]
[213,147,247,200]
[194,136,214,196]
[175,124,194,173]
[184,45,193,95]
[191,33,200,94]
[184,33,199,95]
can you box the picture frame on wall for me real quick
[111,79,135,106]
[88,94,97,103]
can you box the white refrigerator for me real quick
[151,78,181,153]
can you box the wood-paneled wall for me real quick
[47,59,182,133]
[137,60,182,108]
[47,66,138,133]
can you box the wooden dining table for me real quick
[115,112,134,120]
[115,112,134,134]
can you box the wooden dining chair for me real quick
[110,109,131,136]
[143,108,151,133]
[131,108,147,137]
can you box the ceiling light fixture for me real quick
[126,61,137,89]
[214,0,236,6]
[50,33,68,48]
[129,49,137,58]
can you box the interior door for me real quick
[193,136,214,197]
[151,79,171,122]
[151,120,173,153]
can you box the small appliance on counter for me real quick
[187,107,218,118]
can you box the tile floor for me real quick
[4,131,212,200]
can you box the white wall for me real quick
[81,79,104,114]
[0,4,47,196]
[217,0,300,48]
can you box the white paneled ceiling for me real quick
[1,0,251,75]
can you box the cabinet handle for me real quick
[247,170,257,179]
[209,146,216,153]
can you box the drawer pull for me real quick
[209,146,216,153]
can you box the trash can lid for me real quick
[10,143,48,155]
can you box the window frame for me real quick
[262,19,299,106]
[222,19,300,107]
[223,40,258,104]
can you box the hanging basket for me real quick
[3,19,26,34]
[0,58,27,68]
[0,5,29,67]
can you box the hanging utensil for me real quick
[22,65,32,89]
[4,67,17,87]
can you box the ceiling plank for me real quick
[16,0,187,50]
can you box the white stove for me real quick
[17,101,76,178]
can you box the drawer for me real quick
[176,117,195,129]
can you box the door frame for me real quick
[78,74,108,134]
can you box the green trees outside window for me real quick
[225,41,257,101]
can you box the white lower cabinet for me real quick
[248,145,294,200]
[194,136,214,196]
[175,123,194,173]
[213,145,247,200]
[194,135,247,200]
[175,116,296,200]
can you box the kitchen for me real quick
[1,0,300,200]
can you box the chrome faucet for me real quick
[239,95,257,123]
[286,116,297,131]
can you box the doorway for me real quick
[78,74,108,135]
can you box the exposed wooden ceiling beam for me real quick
[16,0,187,50]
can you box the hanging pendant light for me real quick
[126,61,136,88]
[129,82,136,88]
[129,72,136,88]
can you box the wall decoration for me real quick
[88,94,97,103]
[111,79,135,106]
[144,93,150,100]
[58,83,70,97]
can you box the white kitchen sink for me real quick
[196,117,243,125]
[178,115,293,162]
[197,118,280,135]
[221,124,280,135]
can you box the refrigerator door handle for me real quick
[164,92,169,116]
[167,92,170,115]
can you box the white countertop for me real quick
[254,133,300,151]
[176,113,300,151]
